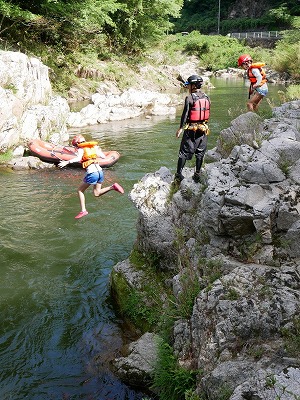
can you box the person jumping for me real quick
[58,135,124,219]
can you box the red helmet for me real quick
[237,54,252,67]
[71,134,85,147]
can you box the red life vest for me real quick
[189,93,210,122]
[77,141,98,168]
[247,63,268,86]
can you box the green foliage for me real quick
[281,317,300,356]
[215,385,234,400]
[2,82,17,94]
[152,341,199,400]
[123,287,162,331]
[175,269,201,319]
[272,30,300,80]
[0,1,37,26]
[110,0,184,53]
[261,6,293,29]
[285,85,300,100]
[129,248,147,268]
[160,31,272,71]
[173,0,297,34]
[0,149,13,163]
[199,258,223,286]
[111,268,164,332]
[223,287,240,301]
[0,0,184,59]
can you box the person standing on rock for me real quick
[174,75,211,183]
[58,134,124,219]
[238,54,268,112]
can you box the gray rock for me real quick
[0,51,69,151]
[112,332,160,387]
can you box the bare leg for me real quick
[94,182,124,197]
[77,182,90,212]
[93,182,113,197]
[247,92,264,111]
[75,181,124,219]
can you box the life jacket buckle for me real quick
[186,122,209,134]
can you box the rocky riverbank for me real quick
[110,100,300,399]
[0,51,203,168]
[0,49,290,171]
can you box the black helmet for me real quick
[185,75,203,88]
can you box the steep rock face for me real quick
[228,0,270,19]
[0,51,69,151]
[113,100,300,398]
[0,51,52,106]
[130,103,300,267]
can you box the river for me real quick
[0,77,286,400]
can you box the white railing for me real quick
[229,31,282,39]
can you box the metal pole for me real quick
[217,0,221,34]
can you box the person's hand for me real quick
[58,160,69,168]
[176,128,183,138]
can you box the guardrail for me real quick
[229,31,282,39]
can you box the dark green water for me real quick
[0,78,285,400]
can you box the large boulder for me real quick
[112,332,160,387]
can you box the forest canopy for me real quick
[0,0,298,55]
[0,0,183,54]
[0,0,299,93]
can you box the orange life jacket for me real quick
[247,63,268,87]
[189,93,211,122]
[77,141,98,169]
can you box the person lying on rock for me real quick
[58,134,124,219]
[238,53,268,112]
[174,74,211,184]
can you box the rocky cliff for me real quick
[0,50,70,152]
[110,101,300,399]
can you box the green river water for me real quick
[0,78,286,399]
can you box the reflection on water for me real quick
[0,78,286,399]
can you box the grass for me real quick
[0,150,13,164]
[281,317,300,356]
[152,341,199,400]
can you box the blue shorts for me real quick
[84,170,104,185]
[255,87,268,97]
[84,164,104,185]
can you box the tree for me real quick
[109,0,184,53]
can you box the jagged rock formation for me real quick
[0,51,69,151]
[110,100,300,399]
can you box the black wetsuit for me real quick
[176,91,210,176]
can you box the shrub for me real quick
[152,341,199,400]
[272,30,300,80]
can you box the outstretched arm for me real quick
[58,149,83,168]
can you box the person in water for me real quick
[238,54,268,112]
[175,74,211,183]
[58,134,124,219]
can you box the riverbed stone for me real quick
[6,155,55,170]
